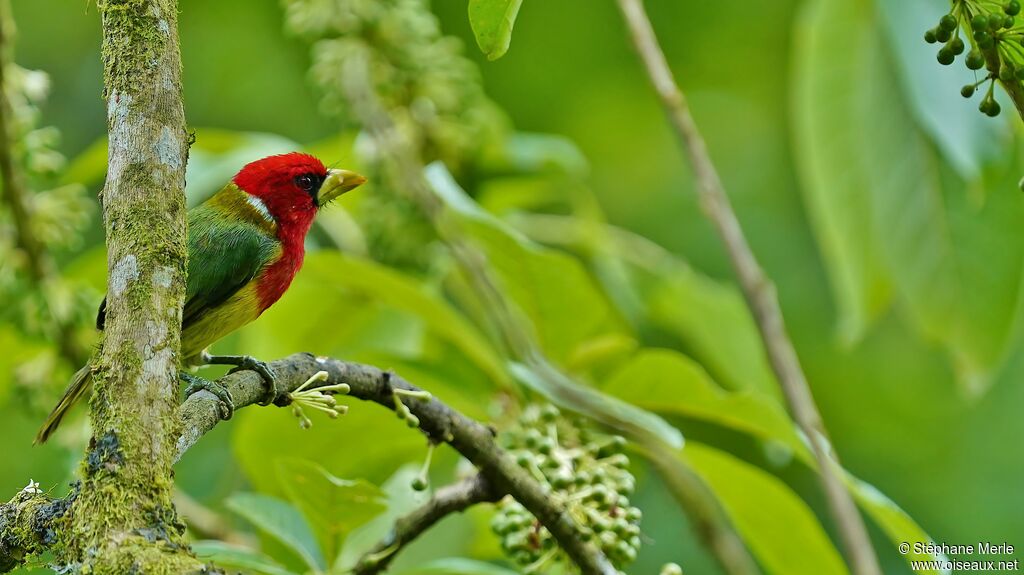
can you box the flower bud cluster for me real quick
[925,1,1024,116]
[490,405,642,572]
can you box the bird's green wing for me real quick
[180,204,279,328]
[96,201,279,330]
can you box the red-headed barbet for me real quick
[35,152,366,443]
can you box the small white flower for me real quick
[21,479,42,495]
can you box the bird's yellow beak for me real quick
[317,169,367,206]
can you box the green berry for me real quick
[612,518,631,536]
[524,428,541,448]
[540,404,559,422]
[976,30,995,48]
[411,476,428,491]
[988,100,1002,116]
[1005,15,1016,28]
[990,14,1004,29]
[966,49,986,69]
[950,36,965,54]
[925,28,938,43]
[940,13,958,30]
[961,84,976,98]
[936,27,953,42]
[973,13,990,29]
[1008,1,1022,16]
[661,564,684,575]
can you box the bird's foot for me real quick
[201,353,279,406]
[180,372,234,420]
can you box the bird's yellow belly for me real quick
[180,282,263,364]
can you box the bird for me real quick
[35,152,366,444]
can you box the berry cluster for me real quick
[490,405,642,573]
[925,0,1024,116]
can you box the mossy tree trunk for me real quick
[58,0,202,571]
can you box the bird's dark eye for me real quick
[295,174,316,191]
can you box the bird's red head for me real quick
[232,152,366,227]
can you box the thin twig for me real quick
[176,353,618,575]
[612,1,881,574]
[0,0,80,366]
[351,474,500,575]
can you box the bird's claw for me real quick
[202,353,280,407]
[180,372,234,420]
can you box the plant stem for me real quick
[612,0,881,574]
[351,474,500,575]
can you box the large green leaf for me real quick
[191,540,299,575]
[468,0,523,61]
[232,393,428,495]
[794,0,1024,394]
[509,212,779,398]
[603,349,801,455]
[335,465,428,571]
[276,459,387,565]
[604,349,944,571]
[225,492,326,573]
[301,253,510,388]
[792,0,893,343]
[426,163,683,447]
[685,443,849,575]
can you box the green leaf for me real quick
[509,212,779,398]
[792,0,893,343]
[603,349,801,455]
[428,163,628,364]
[191,540,300,575]
[397,557,520,575]
[468,0,523,60]
[335,465,429,571]
[232,398,428,495]
[304,253,510,388]
[685,443,849,575]
[427,163,682,448]
[602,349,944,572]
[276,459,387,564]
[794,0,1024,394]
[844,475,944,574]
[225,492,326,572]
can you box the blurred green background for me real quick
[3,0,1023,573]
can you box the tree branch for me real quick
[351,474,500,575]
[177,353,618,575]
[0,483,73,573]
[612,1,881,574]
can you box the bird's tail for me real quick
[34,364,92,445]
